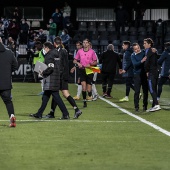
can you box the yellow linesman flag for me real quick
[85,66,101,75]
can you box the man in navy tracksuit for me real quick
[131,43,148,111]
[119,41,134,102]
[157,42,170,100]
[143,38,161,112]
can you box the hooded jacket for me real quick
[0,43,18,90]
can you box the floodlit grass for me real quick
[0,82,170,170]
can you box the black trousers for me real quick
[148,74,158,107]
[134,74,148,109]
[125,77,135,96]
[102,72,115,95]
[0,89,14,117]
[36,90,69,117]
[157,76,169,98]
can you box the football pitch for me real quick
[0,82,170,170]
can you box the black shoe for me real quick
[143,106,147,111]
[135,108,139,112]
[58,115,70,120]
[83,102,87,108]
[29,113,42,119]
[74,110,82,119]
[43,114,55,118]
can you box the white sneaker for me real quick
[92,95,98,101]
[149,105,161,112]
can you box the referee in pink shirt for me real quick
[73,38,97,107]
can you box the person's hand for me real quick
[141,56,147,63]
[0,37,2,43]
[85,64,91,68]
[70,67,76,73]
[151,48,157,53]
[146,72,149,77]
[77,62,82,68]
[122,70,126,74]
[119,69,123,74]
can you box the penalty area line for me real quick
[99,96,170,137]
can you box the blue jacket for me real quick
[122,47,133,77]
[131,50,145,75]
[158,47,170,77]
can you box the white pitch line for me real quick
[0,120,139,123]
[99,96,170,137]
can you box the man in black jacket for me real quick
[45,37,82,119]
[143,38,161,112]
[99,44,122,98]
[29,41,70,119]
[0,37,18,127]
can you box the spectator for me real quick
[47,18,57,44]
[134,0,146,28]
[37,29,47,44]
[60,28,70,54]
[0,16,9,42]
[7,19,20,42]
[27,29,38,49]
[19,18,29,44]
[0,21,5,43]
[62,1,71,29]
[6,36,18,57]
[114,1,129,34]
[11,7,21,25]
[99,44,122,98]
[155,18,164,46]
[51,8,63,35]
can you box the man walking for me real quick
[73,38,98,107]
[99,44,122,98]
[46,37,82,119]
[30,41,70,119]
[0,37,18,127]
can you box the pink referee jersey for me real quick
[74,48,97,68]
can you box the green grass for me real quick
[0,82,170,170]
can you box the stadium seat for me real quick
[78,21,87,31]
[88,21,96,31]
[97,21,106,31]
